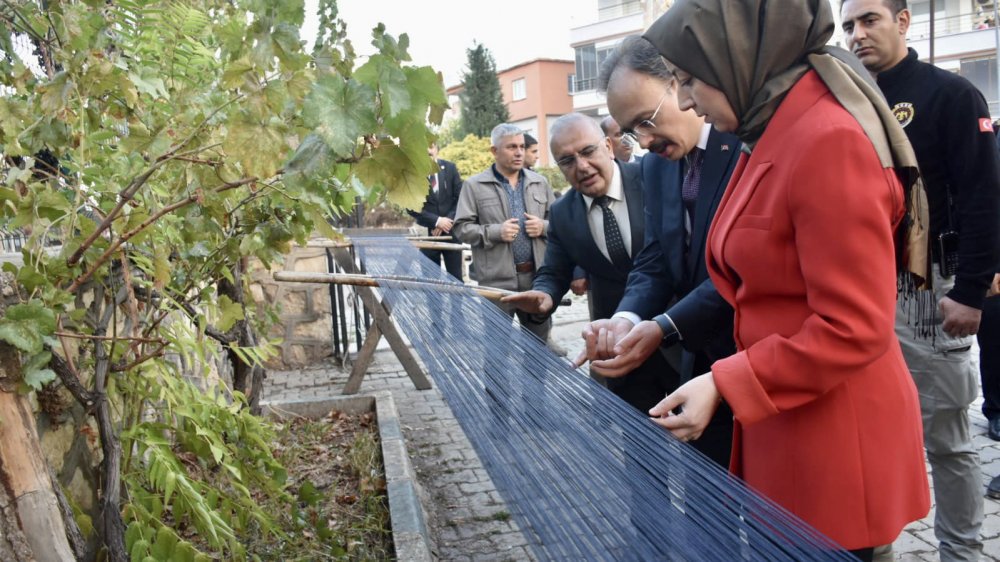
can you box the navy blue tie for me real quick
[682,149,703,205]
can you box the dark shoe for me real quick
[988,475,1000,500]
[989,418,1000,441]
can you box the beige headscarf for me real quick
[643,0,929,287]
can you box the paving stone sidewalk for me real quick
[264,292,1000,561]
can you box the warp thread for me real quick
[352,235,855,561]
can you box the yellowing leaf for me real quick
[39,72,73,113]
[355,139,434,211]
[223,118,286,179]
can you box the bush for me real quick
[533,166,570,192]
[438,134,494,179]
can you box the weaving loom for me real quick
[342,234,857,561]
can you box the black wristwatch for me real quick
[653,313,681,348]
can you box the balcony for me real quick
[570,77,597,94]
[909,11,997,41]
[598,1,642,21]
[570,10,644,46]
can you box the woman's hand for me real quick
[649,373,722,442]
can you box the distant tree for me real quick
[459,43,509,138]
[439,135,494,178]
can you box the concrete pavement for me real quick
[264,291,1000,561]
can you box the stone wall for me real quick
[250,246,341,369]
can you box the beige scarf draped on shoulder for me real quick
[643,0,929,287]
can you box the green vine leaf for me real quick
[0,301,56,354]
[302,75,376,156]
[354,54,410,118]
[216,295,245,333]
[22,350,56,391]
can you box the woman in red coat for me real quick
[643,1,929,558]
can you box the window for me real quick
[574,44,597,92]
[512,78,526,101]
[597,47,613,73]
[574,45,613,92]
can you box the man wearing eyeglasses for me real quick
[572,35,742,467]
[502,113,678,412]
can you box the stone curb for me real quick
[261,392,433,562]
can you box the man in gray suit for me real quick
[454,123,556,341]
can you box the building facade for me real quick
[497,58,575,167]
[444,59,574,167]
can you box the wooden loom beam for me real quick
[331,247,430,394]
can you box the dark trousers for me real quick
[849,547,874,561]
[605,349,679,414]
[420,247,463,281]
[980,295,1000,420]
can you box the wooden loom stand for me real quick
[332,245,432,394]
[296,238,468,394]
[286,239,567,394]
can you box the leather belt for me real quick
[514,261,535,273]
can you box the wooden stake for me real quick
[272,271,571,306]
[304,239,469,251]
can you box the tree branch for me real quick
[54,332,163,344]
[67,175,265,293]
[47,350,95,413]
[65,123,229,268]
[111,343,166,373]
[0,2,50,48]
[132,285,235,344]
[89,287,126,562]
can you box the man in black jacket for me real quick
[408,142,464,280]
[502,113,677,412]
[842,1,1000,559]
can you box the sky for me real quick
[303,0,582,88]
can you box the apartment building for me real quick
[445,59,575,167]
[570,0,999,116]
[498,59,575,167]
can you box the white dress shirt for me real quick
[580,163,632,263]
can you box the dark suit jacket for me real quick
[616,128,742,378]
[533,161,644,319]
[409,158,462,232]
[534,161,676,410]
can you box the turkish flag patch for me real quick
[980,118,994,133]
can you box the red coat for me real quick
[708,71,930,550]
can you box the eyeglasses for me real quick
[555,143,603,169]
[621,91,669,145]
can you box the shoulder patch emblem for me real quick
[980,118,994,133]
[892,102,915,128]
